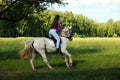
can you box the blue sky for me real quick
[49,0,120,23]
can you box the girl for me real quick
[49,15,61,52]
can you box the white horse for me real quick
[19,26,73,71]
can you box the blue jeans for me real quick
[49,29,60,48]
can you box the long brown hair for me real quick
[51,15,60,28]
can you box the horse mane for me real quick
[60,26,71,37]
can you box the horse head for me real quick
[61,26,73,41]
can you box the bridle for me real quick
[62,26,73,41]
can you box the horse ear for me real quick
[69,26,72,29]
[63,26,68,31]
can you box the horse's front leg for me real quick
[62,50,72,67]
[64,57,70,69]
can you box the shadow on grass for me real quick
[0,45,105,60]
[0,67,120,80]
[68,46,106,55]
[35,59,83,70]
[0,51,20,60]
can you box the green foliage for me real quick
[0,0,66,20]
[0,9,120,37]
[0,20,18,37]
[0,1,120,37]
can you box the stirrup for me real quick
[56,48,65,59]
[56,48,60,53]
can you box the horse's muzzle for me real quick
[69,38,73,41]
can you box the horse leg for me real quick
[37,50,53,70]
[64,56,70,69]
[62,50,72,67]
[30,53,36,71]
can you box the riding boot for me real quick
[56,48,60,53]
[56,48,65,59]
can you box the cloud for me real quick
[67,0,120,5]
[50,0,120,22]
[65,0,120,13]
[112,13,120,20]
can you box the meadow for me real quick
[0,37,120,80]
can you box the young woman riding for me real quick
[49,15,61,53]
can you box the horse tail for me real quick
[19,40,34,60]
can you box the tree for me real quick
[105,19,114,37]
[0,0,67,37]
[0,0,67,22]
[114,20,120,37]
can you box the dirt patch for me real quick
[0,70,32,76]
[0,69,45,76]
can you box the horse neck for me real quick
[60,37,67,45]
[60,30,66,37]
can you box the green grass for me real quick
[0,37,120,80]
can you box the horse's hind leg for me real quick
[30,53,36,71]
[42,53,53,70]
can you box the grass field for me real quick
[0,37,120,80]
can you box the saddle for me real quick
[45,35,65,59]
[45,35,62,47]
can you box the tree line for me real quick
[0,10,120,37]
[0,0,120,37]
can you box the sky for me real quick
[49,0,120,23]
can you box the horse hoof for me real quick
[67,66,70,69]
[32,69,37,72]
[50,68,55,71]
[49,67,54,70]
[69,63,72,67]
